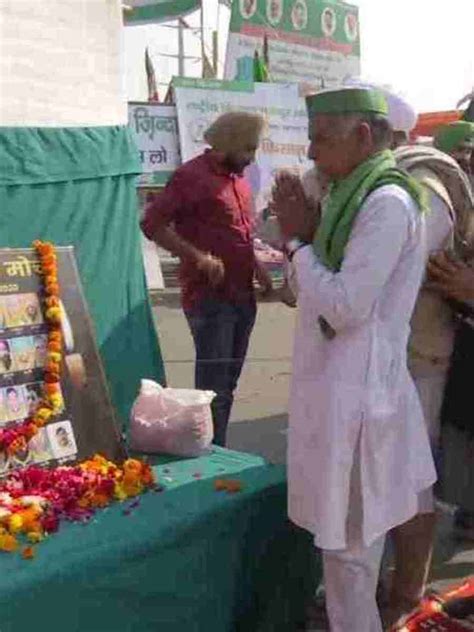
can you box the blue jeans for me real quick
[185,298,256,446]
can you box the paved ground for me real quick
[151,290,474,619]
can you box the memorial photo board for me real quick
[0,247,126,474]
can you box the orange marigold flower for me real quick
[123,459,143,474]
[140,465,155,485]
[90,494,110,508]
[45,362,60,375]
[0,533,19,552]
[47,341,62,353]
[214,479,228,492]
[225,480,243,493]
[41,262,55,274]
[44,296,60,309]
[45,283,60,296]
[44,371,60,383]
[22,546,35,560]
[24,423,39,439]
[41,253,56,266]
[7,437,27,457]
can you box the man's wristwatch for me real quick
[285,238,310,262]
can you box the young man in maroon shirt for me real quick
[141,112,272,446]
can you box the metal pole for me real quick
[212,30,218,76]
[178,19,185,76]
[200,0,205,75]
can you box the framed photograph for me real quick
[0,247,126,474]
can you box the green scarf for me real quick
[314,149,428,271]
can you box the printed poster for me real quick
[0,247,126,475]
[224,0,360,88]
[173,77,313,224]
[128,102,181,187]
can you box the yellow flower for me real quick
[45,307,61,322]
[0,533,18,552]
[8,514,24,533]
[114,484,128,502]
[36,407,53,423]
[27,531,44,544]
[48,393,64,412]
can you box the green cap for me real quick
[306,88,389,117]
[434,120,474,154]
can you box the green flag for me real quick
[125,0,200,25]
[253,50,268,83]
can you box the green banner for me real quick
[172,76,255,92]
[229,0,360,52]
[125,0,200,25]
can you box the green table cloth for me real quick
[0,448,319,632]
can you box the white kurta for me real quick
[288,184,437,551]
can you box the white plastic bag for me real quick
[129,379,215,457]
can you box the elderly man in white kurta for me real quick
[274,87,437,632]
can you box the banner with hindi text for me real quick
[128,103,181,187]
[224,0,360,88]
[173,77,312,225]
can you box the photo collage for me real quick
[0,420,77,475]
[0,291,78,474]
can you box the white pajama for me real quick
[322,436,385,632]
[323,538,385,632]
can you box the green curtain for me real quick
[0,126,166,428]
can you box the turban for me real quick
[306,87,388,118]
[203,112,265,152]
[434,121,474,154]
[343,78,417,133]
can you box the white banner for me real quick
[173,79,312,221]
[224,0,361,89]
[128,103,181,187]
[225,33,360,88]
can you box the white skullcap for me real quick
[343,77,418,133]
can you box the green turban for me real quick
[434,120,474,154]
[306,88,389,118]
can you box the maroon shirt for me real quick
[141,151,256,309]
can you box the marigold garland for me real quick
[0,454,155,555]
[0,241,63,456]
